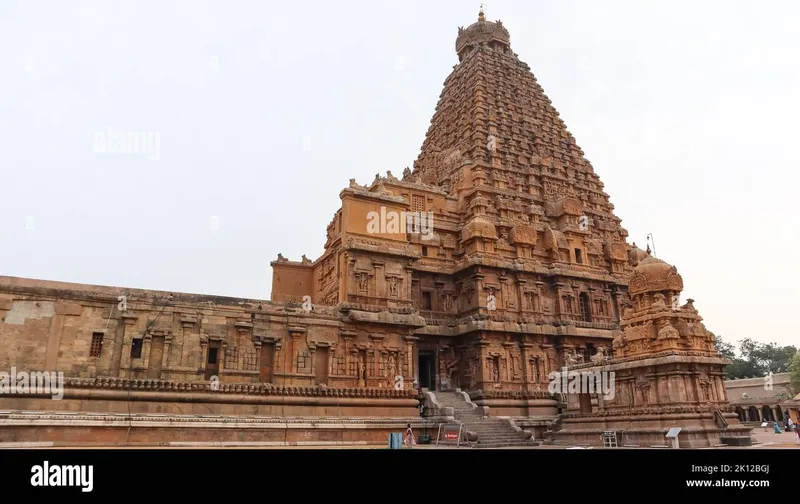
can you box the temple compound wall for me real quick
[0,276,429,445]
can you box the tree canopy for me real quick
[789,352,800,397]
[715,336,797,388]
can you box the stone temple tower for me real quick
[269,9,751,444]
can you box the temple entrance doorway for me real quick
[418,351,435,390]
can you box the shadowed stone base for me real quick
[550,411,753,448]
[0,410,434,446]
[0,381,427,446]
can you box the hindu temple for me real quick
[0,9,750,448]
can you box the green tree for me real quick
[789,352,800,396]
[748,340,797,373]
[717,335,757,379]
[716,336,797,380]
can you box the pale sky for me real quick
[1,0,798,348]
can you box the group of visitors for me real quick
[780,416,800,443]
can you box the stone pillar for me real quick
[308,345,316,375]
[373,260,385,298]
[142,333,152,369]
[200,338,208,370]
[534,282,544,312]
[603,286,612,319]
[328,344,335,377]
[346,256,356,297]
[404,266,414,302]
[475,273,486,309]
[350,349,358,377]
[435,280,445,311]
[162,332,173,372]
[515,279,525,311]
[476,338,490,388]
[519,342,532,390]
[116,313,138,373]
[403,335,418,388]
[341,331,355,375]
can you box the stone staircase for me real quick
[434,391,535,448]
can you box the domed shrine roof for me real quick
[455,9,511,59]
[628,255,684,296]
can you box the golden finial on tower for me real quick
[479,4,486,21]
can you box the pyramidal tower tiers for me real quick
[271,10,751,447]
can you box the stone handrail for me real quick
[455,388,488,416]
[422,391,454,421]
[495,416,535,441]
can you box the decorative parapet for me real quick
[562,404,737,419]
[62,378,418,398]
[345,309,427,327]
[568,349,729,372]
[469,389,552,401]
[0,411,433,428]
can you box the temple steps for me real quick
[434,391,535,448]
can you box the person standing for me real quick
[404,423,416,448]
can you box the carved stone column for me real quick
[475,273,486,309]
[118,313,139,372]
[328,343,335,377]
[350,349,359,377]
[373,260,385,297]
[162,332,173,371]
[200,337,209,370]
[308,344,316,376]
[403,335,418,388]
[519,342,533,390]
[587,285,596,319]
[142,333,153,369]
[219,340,227,374]
[341,331,355,375]
[404,266,414,301]
[515,278,525,312]
[346,255,357,297]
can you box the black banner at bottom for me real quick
[0,447,790,496]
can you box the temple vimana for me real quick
[0,9,751,447]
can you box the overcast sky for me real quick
[1,0,798,349]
